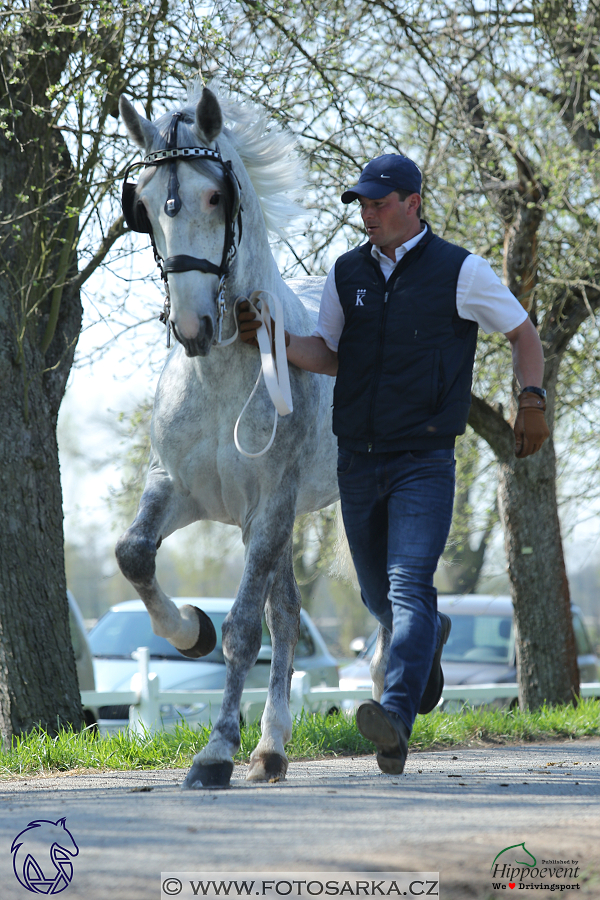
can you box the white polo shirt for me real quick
[313,228,527,352]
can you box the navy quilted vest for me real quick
[333,224,477,451]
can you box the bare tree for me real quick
[210,0,600,708]
[438,433,498,595]
[0,0,202,740]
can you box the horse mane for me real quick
[154,82,305,238]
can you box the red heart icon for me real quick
[509,885,516,890]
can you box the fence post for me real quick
[289,671,311,719]
[129,647,160,735]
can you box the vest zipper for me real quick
[367,284,391,444]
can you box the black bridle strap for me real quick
[164,255,222,277]
[165,113,183,218]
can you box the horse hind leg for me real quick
[370,623,391,702]
[115,468,214,657]
[247,537,300,782]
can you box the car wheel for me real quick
[83,709,99,733]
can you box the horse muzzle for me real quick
[171,316,214,357]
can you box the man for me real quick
[239,154,549,775]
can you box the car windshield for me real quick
[88,609,274,663]
[88,610,230,662]
[442,614,513,665]
[361,613,514,666]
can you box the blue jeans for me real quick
[337,446,456,733]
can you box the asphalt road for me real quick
[1,738,598,900]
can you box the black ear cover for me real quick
[122,178,152,234]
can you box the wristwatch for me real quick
[520,386,546,400]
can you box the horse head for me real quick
[120,88,245,357]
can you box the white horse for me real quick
[115,86,339,788]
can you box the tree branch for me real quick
[468,393,514,461]
[534,0,600,155]
[70,215,126,294]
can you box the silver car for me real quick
[88,597,340,734]
[339,594,598,706]
[68,590,99,728]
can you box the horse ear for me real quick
[119,95,158,151]
[195,88,222,145]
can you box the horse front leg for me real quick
[182,504,296,790]
[247,536,300,782]
[115,463,214,657]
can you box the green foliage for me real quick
[109,399,153,526]
[293,506,338,608]
[1,701,598,777]
[438,429,499,594]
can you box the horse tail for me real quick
[329,501,359,589]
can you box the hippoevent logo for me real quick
[490,842,580,892]
[11,817,79,894]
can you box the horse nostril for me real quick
[200,316,214,344]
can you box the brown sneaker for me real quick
[356,699,410,775]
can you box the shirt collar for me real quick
[370,225,428,265]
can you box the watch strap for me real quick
[520,385,546,400]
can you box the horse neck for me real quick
[217,136,288,298]
[233,215,283,300]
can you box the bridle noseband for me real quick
[121,112,243,346]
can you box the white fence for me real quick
[79,646,600,735]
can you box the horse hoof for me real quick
[246,752,288,782]
[181,760,234,790]
[176,606,217,659]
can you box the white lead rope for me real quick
[231,290,293,459]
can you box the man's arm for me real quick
[238,300,338,376]
[286,333,338,376]
[504,317,549,458]
[504,316,544,388]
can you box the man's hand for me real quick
[238,299,262,348]
[237,299,290,350]
[514,392,550,458]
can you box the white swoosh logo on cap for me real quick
[380,174,390,178]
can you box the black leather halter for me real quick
[121,112,243,344]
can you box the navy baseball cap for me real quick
[341,154,422,203]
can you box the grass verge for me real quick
[0,700,598,779]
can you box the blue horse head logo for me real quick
[11,818,79,894]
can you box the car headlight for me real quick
[159,703,207,719]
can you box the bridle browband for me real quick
[121,112,243,346]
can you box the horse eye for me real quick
[209,192,220,206]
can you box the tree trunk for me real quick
[468,396,579,709]
[0,363,84,739]
[497,440,579,708]
[0,204,84,739]
[0,142,84,738]
[0,8,85,740]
